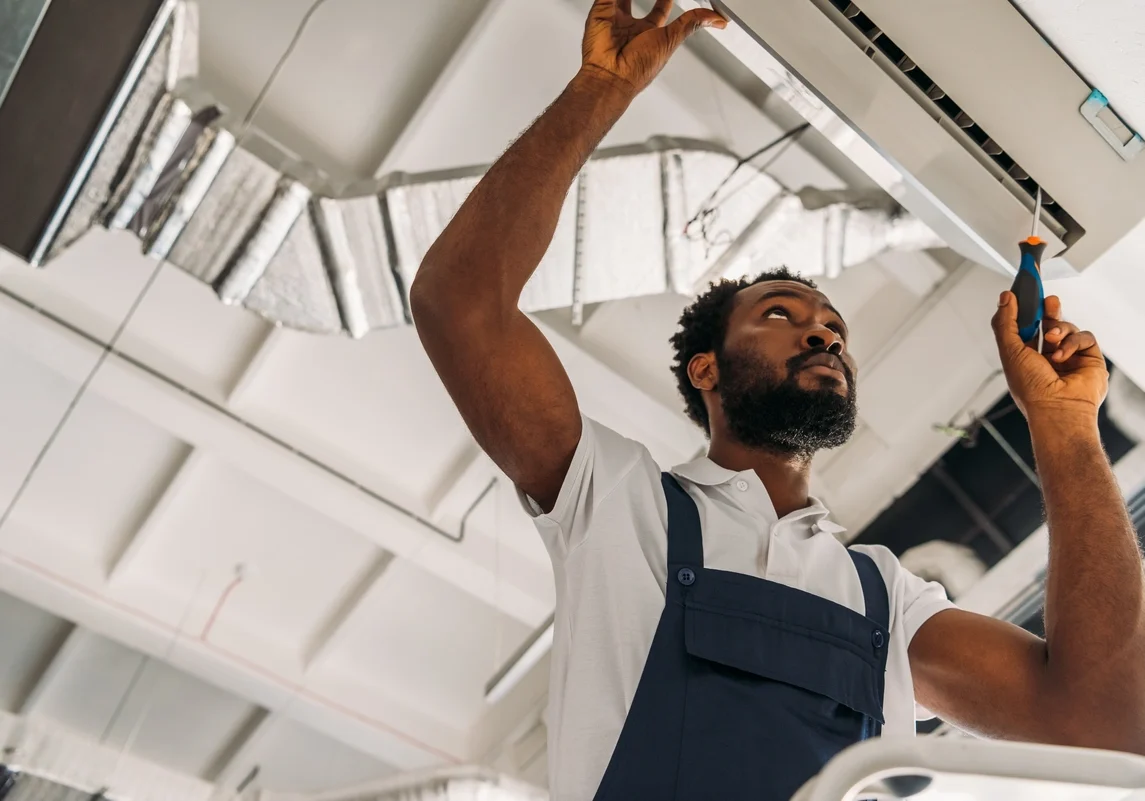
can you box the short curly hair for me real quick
[669,267,818,434]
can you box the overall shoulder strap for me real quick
[847,549,890,630]
[661,473,703,568]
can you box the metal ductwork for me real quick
[0,770,100,801]
[275,768,547,801]
[0,0,944,339]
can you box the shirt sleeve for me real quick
[853,544,958,721]
[896,558,958,721]
[515,414,649,560]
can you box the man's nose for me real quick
[802,327,844,355]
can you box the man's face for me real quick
[714,281,858,456]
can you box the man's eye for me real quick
[765,307,789,320]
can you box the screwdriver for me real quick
[1010,186,1049,353]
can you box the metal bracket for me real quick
[1080,89,1144,162]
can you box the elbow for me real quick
[408,257,444,322]
[409,268,507,342]
[408,265,461,330]
[1040,681,1145,756]
[408,273,436,326]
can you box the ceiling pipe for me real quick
[2,0,944,339]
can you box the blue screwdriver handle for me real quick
[1011,237,1048,342]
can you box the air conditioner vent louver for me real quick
[822,0,1083,247]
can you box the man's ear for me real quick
[688,352,718,391]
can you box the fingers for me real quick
[662,7,726,48]
[1042,319,1079,347]
[647,0,675,26]
[992,291,1024,357]
[1050,330,1099,362]
[588,0,616,22]
[1044,294,1062,321]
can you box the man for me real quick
[410,1,1145,799]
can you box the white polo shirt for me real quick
[519,416,956,801]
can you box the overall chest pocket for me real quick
[682,574,887,723]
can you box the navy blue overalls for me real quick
[592,474,890,801]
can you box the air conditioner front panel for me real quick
[716,0,1144,274]
[714,0,1060,275]
[855,0,1145,270]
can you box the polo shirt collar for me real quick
[672,456,847,536]
[672,456,740,487]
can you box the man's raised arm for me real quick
[910,293,1145,754]
[410,1,725,511]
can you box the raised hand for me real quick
[992,292,1108,420]
[581,0,726,95]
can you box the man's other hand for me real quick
[581,0,726,95]
[992,292,1108,420]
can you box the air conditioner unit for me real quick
[700,0,1145,277]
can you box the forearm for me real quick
[1031,411,1145,748]
[412,69,633,313]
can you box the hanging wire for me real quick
[0,0,335,543]
[103,572,207,769]
[706,61,735,151]
[683,122,811,255]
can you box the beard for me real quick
[717,346,857,457]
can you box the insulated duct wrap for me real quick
[4,0,944,338]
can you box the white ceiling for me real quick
[1,0,1144,796]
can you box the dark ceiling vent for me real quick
[855,367,1135,570]
[820,0,1085,247]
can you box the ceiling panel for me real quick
[5,393,191,577]
[0,345,90,520]
[381,0,719,174]
[116,266,272,401]
[195,0,495,175]
[111,454,384,669]
[229,326,471,507]
[312,559,531,726]
[28,630,260,779]
[829,265,924,368]
[225,715,397,794]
